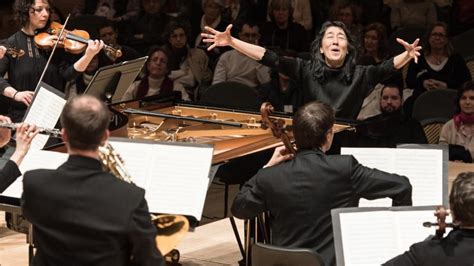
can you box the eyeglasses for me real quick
[431,32,447,38]
[30,6,50,14]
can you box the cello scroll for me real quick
[260,102,296,155]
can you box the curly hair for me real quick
[13,0,52,28]
[309,21,357,85]
[450,172,474,226]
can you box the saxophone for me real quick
[98,142,132,183]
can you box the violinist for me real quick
[0,0,104,122]
[384,171,474,266]
[231,101,413,266]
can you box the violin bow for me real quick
[34,13,72,92]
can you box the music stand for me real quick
[84,56,147,103]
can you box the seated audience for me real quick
[354,84,427,147]
[232,101,412,266]
[384,171,474,266]
[259,0,308,53]
[212,21,270,88]
[439,81,474,162]
[162,20,213,100]
[65,55,100,99]
[122,46,189,101]
[98,20,141,65]
[390,0,437,30]
[267,0,313,31]
[405,22,471,116]
[21,95,164,265]
[357,22,389,66]
[330,2,363,49]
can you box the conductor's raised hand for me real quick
[397,38,422,63]
[264,145,294,168]
[202,24,233,51]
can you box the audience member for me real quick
[65,55,100,99]
[259,0,308,53]
[267,0,313,31]
[354,84,427,147]
[405,22,471,116]
[162,20,213,100]
[194,0,228,66]
[439,81,474,163]
[122,46,189,101]
[232,101,412,266]
[98,20,141,65]
[21,95,165,265]
[330,2,363,50]
[390,0,437,30]
[384,171,474,266]
[357,22,389,65]
[122,0,170,55]
[212,21,270,88]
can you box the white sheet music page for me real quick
[341,147,443,206]
[339,209,445,265]
[109,140,214,220]
[23,85,66,149]
[1,149,67,198]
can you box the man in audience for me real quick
[354,84,427,147]
[232,101,412,266]
[384,171,474,265]
[98,20,141,65]
[212,21,270,88]
[21,95,164,265]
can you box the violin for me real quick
[0,44,25,58]
[260,102,296,155]
[34,22,122,59]
[423,206,456,239]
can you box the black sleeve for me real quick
[349,156,413,206]
[128,198,165,266]
[447,54,472,90]
[365,58,397,88]
[231,171,266,219]
[259,50,303,82]
[0,160,21,193]
[383,243,423,266]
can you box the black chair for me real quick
[199,81,260,110]
[452,29,474,60]
[412,88,458,123]
[252,242,325,266]
[387,27,426,57]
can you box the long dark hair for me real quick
[309,21,357,84]
[13,0,52,28]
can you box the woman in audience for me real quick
[358,22,389,66]
[330,2,363,50]
[202,21,421,120]
[439,81,474,162]
[121,46,189,101]
[390,0,437,30]
[404,22,471,115]
[162,20,213,101]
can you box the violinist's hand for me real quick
[0,115,12,147]
[0,46,7,59]
[10,123,39,166]
[263,145,294,168]
[14,91,35,106]
[397,38,422,63]
[85,40,105,58]
[202,24,233,51]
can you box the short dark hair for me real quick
[381,83,403,99]
[13,0,52,27]
[60,95,110,151]
[449,172,474,226]
[162,20,191,44]
[309,21,357,84]
[293,101,335,150]
[267,0,293,23]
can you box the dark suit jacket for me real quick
[21,155,164,266]
[384,228,474,266]
[0,160,21,193]
[231,149,412,266]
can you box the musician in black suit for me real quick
[21,95,164,266]
[231,101,413,266]
[384,171,474,266]
[0,115,38,193]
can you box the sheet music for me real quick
[341,148,443,206]
[109,139,214,220]
[1,149,67,198]
[23,85,66,149]
[337,208,452,266]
